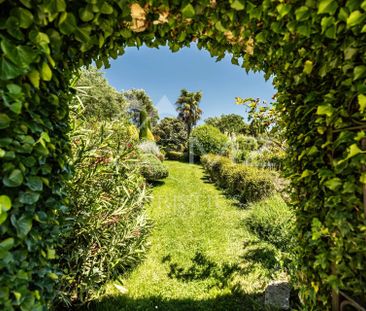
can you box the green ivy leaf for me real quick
[182,4,195,18]
[303,60,313,75]
[79,8,94,22]
[316,104,334,117]
[0,113,11,129]
[26,177,43,192]
[360,172,366,184]
[346,10,365,28]
[277,4,291,18]
[0,56,25,80]
[358,94,366,113]
[27,69,40,88]
[318,0,338,15]
[215,21,226,32]
[19,191,40,205]
[100,2,113,14]
[58,12,77,35]
[11,7,34,28]
[0,195,12,212]
[324,178,342,190]
[295,6,310,21]
[0,238,14,252]
[12,215,32,238]
[3,169,23,187]
[1,39,36,68]
[41,62,52,81]
[0,213,7,225]
[354,65,366,80]
[47,248,56,259]
[231,0,245,11]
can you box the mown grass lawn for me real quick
[87,161,287,311]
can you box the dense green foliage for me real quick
[176,89,203,137]
[190,125,228,157]
[230,134,259,162]
[0,0,365,309]
[139,154,168,182]
[165,150,185,161]
[74,67,126,120]
[245,195,294,252]
[58,120,151,306]
[204,114,249,135]
[153,117,188,152]
[201,154,275,204]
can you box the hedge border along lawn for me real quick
[201,154,275,205]
[0,1,365,309]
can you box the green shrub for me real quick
[236,135,258,152]
[138,141,164,161]
[245,195,294,251]
[58,120,151,306]
[247,148,286,170]
[139,154,169,181]
[190,125,228,157]
[201,154,275,204]
[166,150,184,161]
[153,117,188,152]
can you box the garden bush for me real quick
[58,120,151,306]
[245,195,294,252]
[201,154,275,204]
[153,117,188,152]
[236,135,258,152]
[190,125,228,157]
[139,154,169,182]
[138,141,164,161]
[165,151,184,161]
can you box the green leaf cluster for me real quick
[0,0,365,309]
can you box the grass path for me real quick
[89,161,280,310]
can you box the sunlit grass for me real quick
[86,161,290,311]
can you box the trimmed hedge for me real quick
[165,150,185,161]
[201,154,275,204]
[0,0,365,308]
[139,154,168,181]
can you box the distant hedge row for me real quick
[201,154,275,204]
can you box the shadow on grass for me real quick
[149,180,166,187]
[81,251,266,311]
[162,251,239,289]
[83,292,264,311]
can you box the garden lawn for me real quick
[87,161,287,311]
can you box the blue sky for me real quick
[103,44,275,122]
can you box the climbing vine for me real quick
[0,0,365,309]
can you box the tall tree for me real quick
[123,89,159,139]
[74,67,127,120]
[175,89,203,137]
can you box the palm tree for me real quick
[175,89,203,138]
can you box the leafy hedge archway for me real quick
[0,1,365,309]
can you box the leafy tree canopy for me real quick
[153,117,188,152]
[74,67,127,120]
[123,89,159,127]
[205,113,249,135]
[176,89,203,137]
